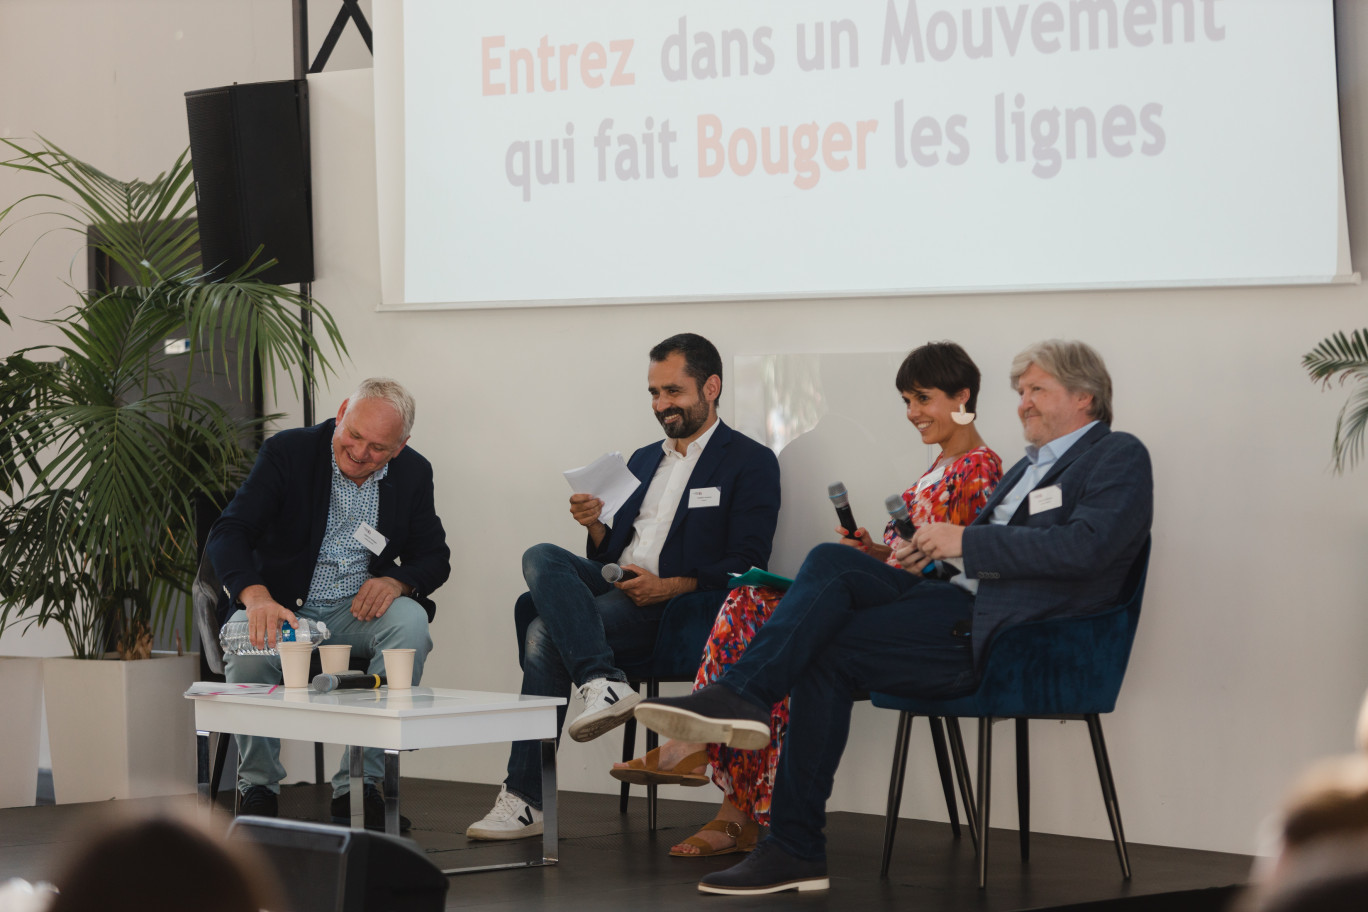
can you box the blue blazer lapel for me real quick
[1035,423,1110,489]
[309,420,335,560]
[973,456,1028,525]
[375,469,396,564]
[618,448,662,523]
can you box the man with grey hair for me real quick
[207,377,450,829]
[636,340,1152,895]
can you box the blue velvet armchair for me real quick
[871,537,1151,887]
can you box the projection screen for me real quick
[372,0,1350,310]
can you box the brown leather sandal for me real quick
[669,817,760,857]
[609,747,710,787]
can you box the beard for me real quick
[656,398,711,439]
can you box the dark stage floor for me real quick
[0,778,1253,911]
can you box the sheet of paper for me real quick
[184,682,281,696]
[563,452,641,526]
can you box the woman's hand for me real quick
[836,526,893,562]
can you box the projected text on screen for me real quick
[377,0,1344,308]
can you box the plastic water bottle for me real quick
[219,618,331,656]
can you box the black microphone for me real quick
[885,493,916,540]
[885,494,961,580]
[313,673,386,693]
[828,481,859,539]
[602,563,638,583]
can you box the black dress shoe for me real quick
[698,840,829,895]
[331,783,412,832]
[633,683,772,749]
[238,785,278,818]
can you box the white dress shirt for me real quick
[616,420,719,577]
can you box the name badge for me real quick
[353,522,388,555]
[1028,485,1063,515]
[916,465,947,493]
[689,486,722,508]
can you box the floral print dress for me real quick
[695,445,1002,824]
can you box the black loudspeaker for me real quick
[226,818,448,912]
[185,79,314,285]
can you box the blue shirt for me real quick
[988,421,1100,526]
[306,453,388,603]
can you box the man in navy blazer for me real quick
[467,333,780,841]
[636,340,1153,895]
[207,378,450,827]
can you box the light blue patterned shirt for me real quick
[306,452,388,604]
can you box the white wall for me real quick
[5,0,1368,857]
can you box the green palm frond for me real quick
[1,137,198,284]
[1304,329,1368,472]
[0,142,345,657]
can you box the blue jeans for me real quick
[504,543,666,807]
[719,543,978,861]
[223,594,433,797]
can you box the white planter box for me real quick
[0,657,43,808]
[43,652,198,803]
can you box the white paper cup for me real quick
[277,643,314,689]
[318,644,352,675]
[383,648,416,690]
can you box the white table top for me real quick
[186,686,565,750]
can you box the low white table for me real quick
[186,686,565,873]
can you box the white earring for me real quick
[951,403,975,425]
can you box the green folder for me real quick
[728,567,795,591]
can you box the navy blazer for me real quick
[961,423,1153,667]
[587,420,781,592]
[206,419,451,627]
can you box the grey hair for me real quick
[1009,340,1113,425]
[345,377,416,437]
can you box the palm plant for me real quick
[1304,329,1368,473]
[0,138,347,659]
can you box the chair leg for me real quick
[928,717,962,840]
[880,711,915,878]
[976,718,993,889]
[1015,718,1030,862]
[946,718,979,852]
[210,732,232,802]
[646,679,660,831]
[619,713,637,814]
[314,741,325,784]
[1086,714,1132,879]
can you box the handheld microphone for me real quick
[313,673,386,693]
[602,563,638,583]
[885,493,916,541]
[885,495,961,580]
[828,482,859,539]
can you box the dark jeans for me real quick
[720,542,978,861]
[505,543,666,807]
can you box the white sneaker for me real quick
[566,678,642,742]
[465,786,543,841]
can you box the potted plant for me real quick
[0,300,45,808]
[0,138,347,801]
[1304,330,1368,472]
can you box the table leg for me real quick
[439,736,560,876]
[196,731,211,818]
[349,746,365,829]
[384,749,401,836]
[540,738,558,864]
